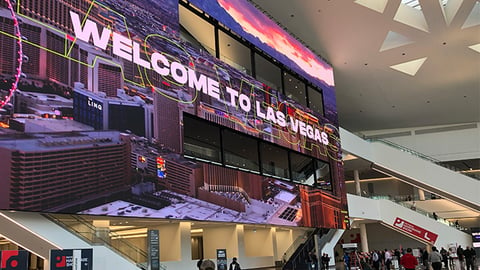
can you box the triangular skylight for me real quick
[380,31,415,52]
[394,2,429,32]
[390,57,427,76]
[462,1,480,29]
[468,44,480,54]
[354,0,388,13]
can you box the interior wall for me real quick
[244,227,273,257]
[203,225,238,259]
[365,223,426,251]
[275,229,293,261]
[155,223,181,261]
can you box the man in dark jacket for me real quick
[229,257,241,270]
[464,246,476,270]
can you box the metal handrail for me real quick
[368,138,480,180]
[283,230,312,262]
[43,213,159,268]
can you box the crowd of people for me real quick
[194,246,477,270]
[341,245,476,270]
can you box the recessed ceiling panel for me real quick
[462,1,480,29]
[468,43,480,54]
[380,31,415,52]
[389,57,427,76]
[354,0,388,13]
[394,3,429,32]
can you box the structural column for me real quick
[417,188,425,201]
[354,170,361,196]
[359,223,369,252]
[180,222,192,263]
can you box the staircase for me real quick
[282,228,324,270]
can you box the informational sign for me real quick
[147,229,160,270]
[472,229,480,248]
[0,250,29,270]
[216,249,227,270]
[50,249,93,270]
[393,217,438,244]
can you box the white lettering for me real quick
[266,107,277,124]
[256,101,266,119]
[70,11,111,50]
[151,53,170,76]
[306,125,314,139]
[207,78,220,100]
[112,32,132,61]
[87,97,103,111]
[133,42,151,69]
[276,111,286,127]
[188,68,208,93]
[290,117,299,132]
[321,132,329,145]
[226,87,239,106]
[171,62,188,84]
[70,12,334,147]
[238,93,251,112]
[299,121,307,136]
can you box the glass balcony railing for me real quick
[367,138,480,180]
[43,213,167,270]
[367,195,467,231]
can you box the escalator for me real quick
[347,194,472,247]
[0,210,144,270]
[340,128,480,211]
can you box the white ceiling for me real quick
[250,0,480,132]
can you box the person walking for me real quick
[321,253,330,270]
[384,249,393,270]
[371,250,380,270]
[440,247,449,269]
[229,257,241,270]
[343,252,350,270]
[429,246,443,270]
[457,245,465,269]
[464,246,476,270]
[400,248,418,270]
[422,248,429,269]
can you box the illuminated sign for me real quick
[156,156,166,178]
[0,0,347,229]
[69,11,331,147]
[87,97,103,111]
[188,0,335,89]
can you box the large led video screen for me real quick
[0,0,348,229]
[188,0,338,125]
